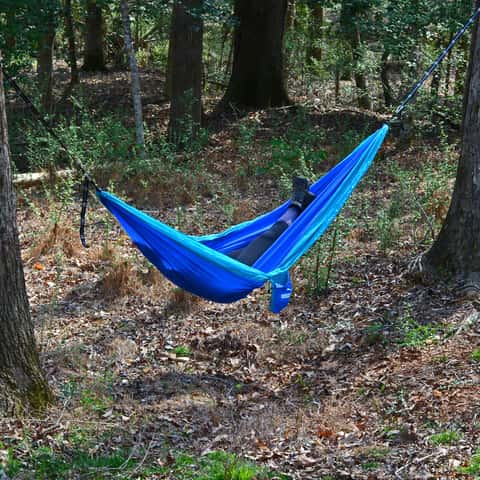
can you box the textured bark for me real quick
[64,0,79,86]
[37,22,56,113]
[423,3,480,284]
[120,0,145,154]
[219,0,290,109]
[306,4,324,64]
[0,56,53,415]
[167,0,203,146]
[351,26,371,110]
[82,0,107,72]
[340,1,371,110]
[380,50,394,107]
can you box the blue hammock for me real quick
[97,125,389,313]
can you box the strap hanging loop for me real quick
[80,175,91,248]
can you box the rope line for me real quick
[393,5,480,118]
[1,67,99,190]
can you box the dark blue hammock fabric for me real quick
[97,125,389,313]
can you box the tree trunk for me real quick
[120,0,145,154]
[219,0,290,109]
[167,0,203,146]
[422,2,480,286]
[306,4,324,64]
[454,37,470,97]
[82,0,107,72]
[351,26,371,110]
[444,32,454,96]
[37,22,56,113]
[0,55,53,415]
[64,0,79,86]
[340,1,371,110]
[380,50,394,107]
[164,4,175,100]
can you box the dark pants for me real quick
[228,221,288,266]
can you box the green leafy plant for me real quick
[458,448,480,477]
[173,345,192,357]
[429,430,462,446]
[470,348,480,362]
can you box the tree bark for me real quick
[340,1,371,110]
[120,0,145,154]
[64,0,79,86]
[0,55,53,415]
[167,0,203,146]
[422,2,480,285]
[37,21,56,113]
[306,3,324,64]
[82,0,107,72]
[380,50,394,107]
[219,0,290,109]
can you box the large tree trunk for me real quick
[422,2,480,286]
[82,0,107,72]
[0,56,52,415]
[167,0,203,146]
[219,0,290,109]
[64,0,79,87]
[120,0,145,154]
[37,21,56,113]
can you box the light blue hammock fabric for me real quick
[97,124,389,313]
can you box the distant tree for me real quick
[306,1,325,65]
[37,16,56,112]
[339,0,373,110]
[0,55,53,414]
[219,0,290,109]
[64,0,79,86]
[120,0,145,154]
[82,0,107,71]
[421,1,480,291]
[168,0,203,146]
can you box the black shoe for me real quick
[301,191,315,211]
[291,176,310,209]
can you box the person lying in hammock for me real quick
[228,177,315,266]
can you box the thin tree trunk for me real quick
[64,0,79,86]
[351,27,371,110]
[37,22,56,113]
[120,0,145,154]
[219,0,290,109]
[164,5,174,100]
[168,0,203,146]
[306,4,324,64]
[444,32,454,96]
[0,54,53,415]
[335,67,340,101]
[83,0,107,71]
[285,0,296,30]
[380,50,394,107]
[423,1,480,285]
[430,37,443,98]
[454,37,469,96]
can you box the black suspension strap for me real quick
[80,175,90,248]
[393,5,480,120]
[1,65,99,247]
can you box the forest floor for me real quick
[1,70,480,479]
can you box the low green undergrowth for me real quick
[2,440,288,480]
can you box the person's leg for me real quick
[229,177,315,266]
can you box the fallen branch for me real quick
[13,169,74,188]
